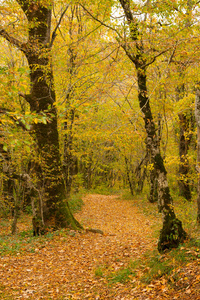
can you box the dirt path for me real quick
[0,194,158,299]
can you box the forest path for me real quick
[76,194,155,258]
[0,194,157,299]
[1,194,199,299]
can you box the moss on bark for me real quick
[54,201,83,230]
[158,213,187,253]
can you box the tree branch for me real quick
[0,107,29,131]
[18,92,32,105]
[0,28,27,53]
[50,4,70,47]
[119,41,136,63]
[143,48,170,68]
[78,3,123,40]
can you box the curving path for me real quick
[0,194,169,299]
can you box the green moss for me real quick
[158,215,187,253]
[68,193,84,213]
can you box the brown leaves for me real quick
[0,194,199,299]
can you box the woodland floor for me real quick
[0,194,200,299]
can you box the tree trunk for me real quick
[25,5,81,230]
[63,107,78,196]
[195,88,200,223]
[125,154,147,196]
[11,183,21,235]
[1,1,82,231]
[176,84,192,201]
[148,166,158,204]
[137,64,186,252]
[124,156,134,195]
[118,0,186,252]
[178,112,192,201]
[149,114,161,206]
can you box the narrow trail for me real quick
[0,194,157,299]
[1,194,198,299]
[77,194,155,258]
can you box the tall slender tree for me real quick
[117,0,186,252]
[195,86,200,223]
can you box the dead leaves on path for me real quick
[0,194,199,299]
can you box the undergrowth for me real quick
[0,227,80,256]
[88,184,120,195]
[0,192,85,256]
[121,189,199,233]
[105,189,200,286]
[106,236,200,286]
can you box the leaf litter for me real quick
[0,194,199,299]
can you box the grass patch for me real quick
[108,267,136,284]
[107,260,138,284]
[141,252,173,283]
[0,227,75,256]
[94,266,104,278]
[106,237,200,286]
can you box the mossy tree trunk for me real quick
[0,0,82,231]
[119,0,186,252]
[137,60,187,252]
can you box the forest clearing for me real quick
[0,193,200,299]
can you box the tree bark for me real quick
[1,1,82,231]
[176,84,192,201]
[63,108,78,196]
[137,64,186,252]
[118,0,186,252]
[62,5,82,196]
[178,112,192,200]
[124,156,134,195]
[195,87,200,223]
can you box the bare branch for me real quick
[143,48,170,68]
[50,4,70,47]
[78,3,123,40]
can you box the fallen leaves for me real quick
[0,194,199,299]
